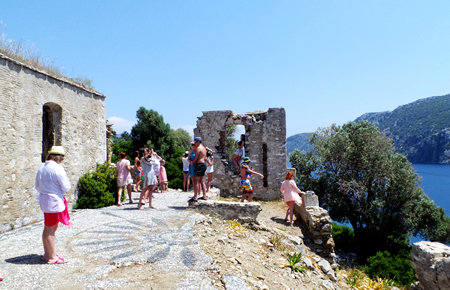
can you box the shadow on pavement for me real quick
[167,206,188,211]
[5,254,44,265]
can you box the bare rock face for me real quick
[189,200,262,223]
[410,241,450,290]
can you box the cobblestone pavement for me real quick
[0,190,218,289]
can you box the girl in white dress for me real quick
[138,148,157,209]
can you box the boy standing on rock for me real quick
[239,157,264,202]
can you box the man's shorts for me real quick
[194,163,207,176]
[240,179,253,193]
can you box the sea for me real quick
[288,162,450,243]
[411,164,450,244]
[413,164,450,216]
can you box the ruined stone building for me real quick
[0,53,106,232]
[194,108,286,200]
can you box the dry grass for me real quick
[339,268,403,290]
[0,27,93,89]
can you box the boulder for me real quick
[410,241,450,290]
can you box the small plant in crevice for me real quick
[270,234,283,250]
[227,219,246,233]
[284,252,306,273]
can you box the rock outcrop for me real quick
[189,200,262,223]
[410,241,450,290]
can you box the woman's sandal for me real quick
[47,256,66,264]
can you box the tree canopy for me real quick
[110,107,192,189]
[289,121,450,259]
[131,107,176,159]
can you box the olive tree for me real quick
[289,121,449,259]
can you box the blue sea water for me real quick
[315,163,450,244]
[413,164,450,216]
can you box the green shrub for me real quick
[165,147,184,189]
[363,250,417,286]
[332,222,356,252]
[168,177,183,189]
[75,163,119,209]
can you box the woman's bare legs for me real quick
[287,201,295,225]
[138,185,148,209]
[42,224,58,262]
[148,185,156,208]
[206,172,213,192]
[117,187,123,206]
[127,183,133,203]
[183,172,188,191]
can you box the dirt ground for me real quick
[193,198,350,289]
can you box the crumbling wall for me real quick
[194,108,286,201]
[0,53,106,232]
[294,191,335,257]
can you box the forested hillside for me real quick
[355,94,450,164]
[286,133,313,154]
[287,94,450,164]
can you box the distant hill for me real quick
[356,94,450,164]
[286,133,313,155]
[287,94,450,164]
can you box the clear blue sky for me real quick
[1,1,449,137]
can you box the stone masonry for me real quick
[194,108,286,201]
[410,241,450,290]
[294,191,335,258]
[0,53,106,232]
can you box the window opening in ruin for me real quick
[217,124,247,172]
[224,125,246,160]
[262,143,268,187]
[42,103,62,162]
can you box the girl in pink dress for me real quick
[159,160,168,192]
[116,152,132,205]
[280,171,305,225]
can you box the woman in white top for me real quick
[35,146,71,264]
[205,150,214,192]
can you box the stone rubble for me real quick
[410,241,450,290]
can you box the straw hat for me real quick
[48,146,65,155]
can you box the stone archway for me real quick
[194,108,286,201]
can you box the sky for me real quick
[1,1,449,137]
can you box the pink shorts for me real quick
[44,197,71,227]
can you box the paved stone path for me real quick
[0,190,218,289]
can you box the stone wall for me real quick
[0,53,106,232]
[194,108,286,201]
[294,191,335,258]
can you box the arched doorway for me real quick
[42,102,62,162]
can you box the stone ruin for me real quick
[194,108,286,201]
[294,191,335,258]
[410,241,450,290]
[193,108,335,256]
[0,53,107,233]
